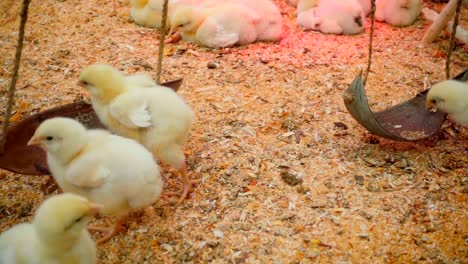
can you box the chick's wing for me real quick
[109,92,152,129]
[65,157,111,188]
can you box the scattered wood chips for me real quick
[0,0,467,263]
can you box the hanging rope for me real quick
[0,0,32,153]
[156,0,169,84]
[445,0,462,80]
[364,0,376,85]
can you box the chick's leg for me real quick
[88,216,128,244]
[176,161,200,206]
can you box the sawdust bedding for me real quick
[0,0,467,263]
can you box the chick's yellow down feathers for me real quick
[28,117,163,243]
[0,193,100,264]
[426,80,468,127]
[78,64,195,205]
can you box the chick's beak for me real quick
[27,136,41,146]
[87,203,103,216]
[426,102,437,112]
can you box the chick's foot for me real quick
[88,216,127,244]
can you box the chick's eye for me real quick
[74,216,83,223]
[431,99,437,104]
[46,136,53,141]
[82,81,88,85]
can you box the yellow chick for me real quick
[78,64,195,206]
[0,193,100,264]
[426,80,468,127]
[375,0,423,27]
[130,0,203,29]
[168,3,260,48]
[27,117,163,244]
[130,0,164,28]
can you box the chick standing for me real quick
[375,0,423,27]
[297,0,366,35]
[78,64,195,205]
[168,3,260,48]
[0,193,100,264]
[426,80,468,127]
[27,117,163,243]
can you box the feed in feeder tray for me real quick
[0,78,183,176]
[343,68,467,141]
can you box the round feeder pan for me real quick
[343,68,467,141]
[0,78,183,175]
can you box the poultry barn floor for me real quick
[0,0,467,263]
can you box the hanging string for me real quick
[0,0,32,153]
[445,0,462,80]
[156,0,169,84]
[364,0,376,86]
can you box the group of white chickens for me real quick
[0,0,467,263]
[130,0,424,47]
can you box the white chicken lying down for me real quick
[28,118,163,244]
[0,193,100,264]
[375,0,423,27]
[78,64,195,206]
[131,0,283,44]
[168,3,260,48]
[234,0,283,42]
[297,0,366,35]
[426,80,468,127]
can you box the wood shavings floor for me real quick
[0,0,467,263]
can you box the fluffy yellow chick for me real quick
[168,3,260,48]
[78,64,195,205]
[0,193,100,264]
[426,80,468,127]
[130,0,203,29]
[27,117,163,243]
[375,0,423,27]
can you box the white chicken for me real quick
[375,0,423,27]
[426,80,468,127]
[235,0,283,41]
[168,3,260,48]
[27,117,163,244]
[0,193,100,264]
[297,0,366,35]
[357,0,371,16]
[78,64,195,206]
